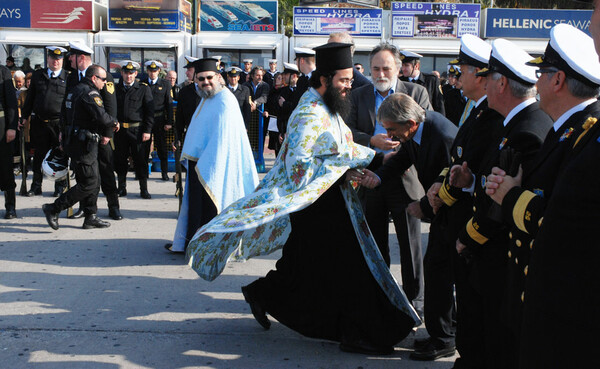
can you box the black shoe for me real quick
[68,208,84,219]
[410,342,456,361]
[4,209,16,219]
[161,173,169,181]
[118,188,127,197]
[413,337,431,350]
[140,190,151,199]
[42,204,59,230]
[27,188,42,197]
[108,208,123,220]
[241,286,270,330]
[164,243,184,254]
[82,214,111,229]
[339,339,394,355]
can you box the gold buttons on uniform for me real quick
[521,292,525,302]
[524,265,528,276]
[538,217,544,227]
[508,250,512,258]
[473,206,476,212]
[516,239,522,247]
[515,257,519,264]
[530,240,534,250]
[509,232,513,239]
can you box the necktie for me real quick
[79,72,84,81]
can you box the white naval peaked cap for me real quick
[242,58,253,63]
[46,46,68,58]
[527,23,600,87]
[268,59,277,63]
[282,62,299,74]
[400,50,423,61]
[449,34,492,69]
[226,66,242,73]
[476,38,538,85]
[294,47,315,58]
[184,55,199,68]
[144,60,163,70]
[120,60,140,71]
[69,41,93,55]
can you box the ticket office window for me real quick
[204,48,275,74]
[107,47,177,83]
[7,45,46,74]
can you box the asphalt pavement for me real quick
[0,157,457,369]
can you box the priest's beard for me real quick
[322,82,351,116]
[198,82,223,99]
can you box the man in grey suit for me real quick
[345,43,432,318]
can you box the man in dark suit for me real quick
[227,67,251,128]
[451,39,552,369]
[0,63,18,219]
[484,23,600,369]
[243,66,270,140]
[345,42,433,320]
[400,51,445,115]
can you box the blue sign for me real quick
[391,2,480,38]
[293,6,382,36]
[485,9,592,38]
[0,0,31,28]
[200,1,277,33]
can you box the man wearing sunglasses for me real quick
[42,65,119,230]
[165,58,258,254]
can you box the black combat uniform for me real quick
[114,80,154,198]
[21,67,68,196]
[0,65,18,218]
[147,77,173,180]
[66,70,121,219]
[43,78,116,229]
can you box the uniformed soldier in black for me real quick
[240,58,253,83]
[114,61,154,199]
[291,48,316,112]
[276,62,300,137]
[0,63,18,219]
[263,59,278,87]
[42,65,118,230]
[174,71,201,146]
[442,66,467,127]
[66,41,122,220]
[21,46,68,197]
[400,50,446,115]
[226,67,251,128]
[144,60,173,181]
[453,39,552,369]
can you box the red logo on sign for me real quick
[30,0,93,30]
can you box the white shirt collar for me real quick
[228,84,238,91]
[475,95,487,108]
[552,98,597,132]
[411,72,420,82]
[503,98,537,127]
[149,78,158,85]
[47,68,59,78]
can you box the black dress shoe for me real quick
[42,204,59,230]
[118,188,127,197]
[164,243,184,254]
[161,173,169,181]
[108,208,123,220]
[140,190,151,199]
[339,339,394,355]
[68,208,84,219]
[241,286,271,330]
[27,188,42,197]
[82,214,111,229]
[413,337,431,350]
[410,341,456,361]
[4,209,16,219]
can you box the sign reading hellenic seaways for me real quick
[293,6,383,36]
[199,1,278,33]
[391,1,480,38]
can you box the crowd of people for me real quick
[2,2,600,366]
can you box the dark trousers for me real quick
[98,141,119,209]
[114,126,149,183]
[0,138,16,191]
[185,161,217,245]
[30,116,65,191]
[423,216,456,346]
[54,158,99,216]
[364,175,423,310]
[152,121,168,173]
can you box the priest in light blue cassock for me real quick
[165,58,259,253]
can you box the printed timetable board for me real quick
[391,1,480,38]
[293,6,383,37]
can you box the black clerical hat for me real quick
[313,42,353,74]
[192,58,219,74]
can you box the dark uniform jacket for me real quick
[517,105,600,369]
[171,84,180,101]
[66,70,117,138]
[443,87,467,127]
[65,79,115,164]
[22,68,68,121]
[0,65,18,140]
[401,72,445,115]
[263,70,277,88]
[115,80,154,136]
[174,83,201,141]
[147,77,174,130]
[243,80,269,107]
[229,84,251,127]
[276,85,298,135]
[373,111,458,219]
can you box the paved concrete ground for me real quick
[0,158,457,368]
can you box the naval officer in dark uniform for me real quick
[144,60,173,181]
[42,65,118,230]
[0,62,18,219]
[66,41,122,220]
[400,50,446,115]
[226,67,251,128]
[114,61,154,199]
[21,46,68,197]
